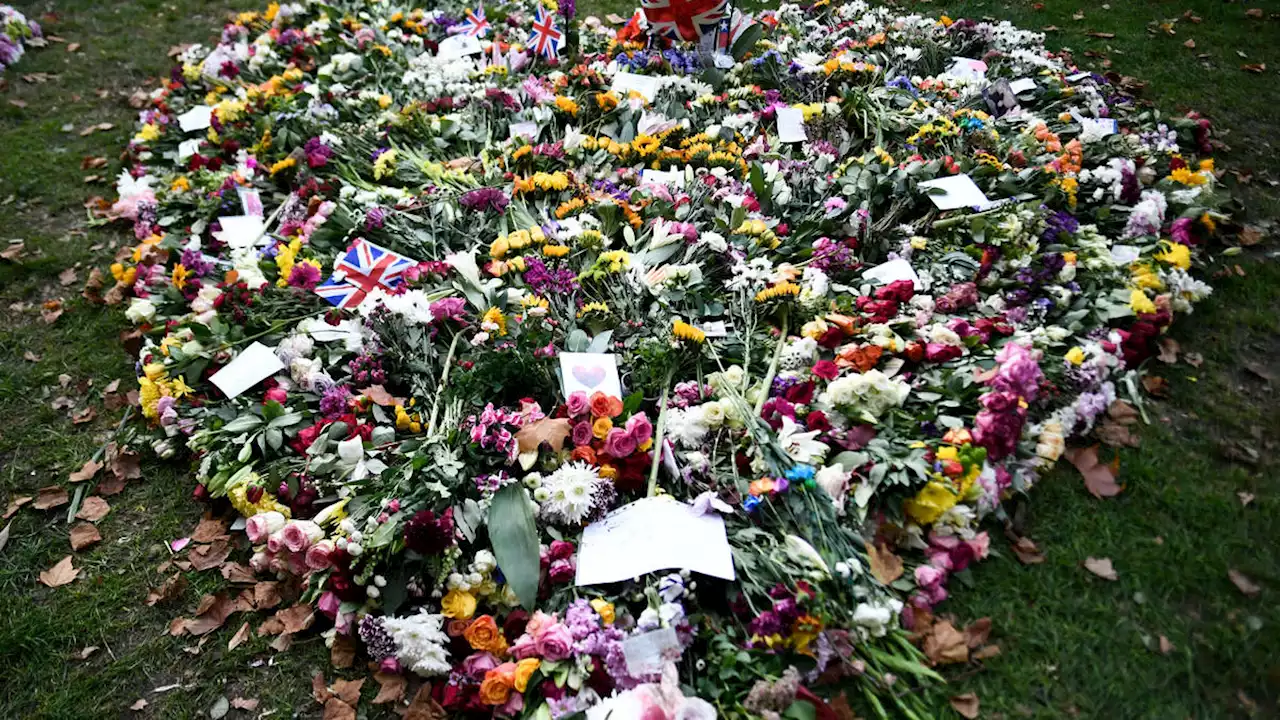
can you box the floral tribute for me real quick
[1,4,42,72]
[103,0,1229,716]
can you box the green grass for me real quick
[1,0,1278,717]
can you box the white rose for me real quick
[125,298,157,324]
[699,401,725,428]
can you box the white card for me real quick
[209,342,285,399]
[1008,78,1037,94]
[177,105,213,133]
[437,33,482,60]
[918,174,991,210]
[1110,245,1141,265]
[638,110,676,136]
[697,320,728,337]
[776,107,807,143]
[212,215,267,250]
[560,352,623,399]
[1067,71,1092,82]
[508,121,538,141]
[947,57,987,81]
[611,71,660,102]
[640,168,684,188]
[862,258,921,290]
[177,139,201,160]
[237,187,264,217]
[1071,110,1118,138]
[621,627,681,676]
[575,496,735,586]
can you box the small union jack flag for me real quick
[459,6,490,38]
[641,0,728,42]
[315,238,418,309]
[526,6,563,60]
[717,8,753,52]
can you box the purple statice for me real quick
[319,384,352,418]
[1040,210,1079,244]
[303,136,334,168]
[522,257,579,296]
[179,249,217,278]
[458,187,510,214]
[358,615,398,661]
[563,599,601,641]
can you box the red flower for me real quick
[811,360,839,380]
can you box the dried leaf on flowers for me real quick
[921,619,968,665]
[323,699,356,720]
[404,683,448,720]
[189,538,232,571]
[70,522,102,551]
[253,580,283,609]
[1084,556,1118,581]
[1064,446,1123,498]
[190,516,229,543]
[372,672,407,704]
[866,542,904,585]
[1228,569,1261,596]
[39,555,80,587]
[332,677,364,706]
[515,417,573,453]
[75,496,110,522]
[33,485,70,510]
[362,384,405,407]
[949,693,981,719]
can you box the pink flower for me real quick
[571,421,593,447]
[305,539,336,570]
[509,633,539,660]
[603,428,637,458]
[280,519,323,553]
[249,550,271,572]
[967,532,991,561]
[548,558,575,584]
[523,610,555,639]
[548,540,575,561]
[915,564,946,589]
[379,657,402,674]
[811,360,840,380]
[461,651,500,677]
[266,531,285,554]
[534,622,574,661]
[566,391,591,417]
[288,262,322,290]
[246,511,286,544]
[264,386,288,405]
[317,590,341,619]
[625,412,653,445]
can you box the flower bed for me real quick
[104,0,1229,716]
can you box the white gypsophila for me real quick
[383,611,452,677]
[540,462,601,525]
[818,369,911,419]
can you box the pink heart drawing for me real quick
[571,364,607,389]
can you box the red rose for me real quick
[812,360,839,380]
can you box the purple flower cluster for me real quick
[810,237,853,272]
[522,257,578,296]
[319,384,352,418]
[304,137,334,168]
[1040,210,1078,243]
[458,187,510,214]
[347,352,386,387]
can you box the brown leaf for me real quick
[34,485,70,510]
[96,476,126,496]
[1246,8,1264,19]
[183,593,236,636]
[145,573,188,606]
[1142,375,1170,397]
[23,351,40,362]
[1242,63,1267,74]
[866,542,904,585]
[515,417,573,453]
[221,562,256,584]
[70,522,102,551]
[1064,446,1123,498]
[106,442,141,480]
[1011,535,1045,564]
[1228,569,1261,597]
[39,555,80,587]
[332,678,364,706]
[330,634,357,669]
[71,406,97,425]
[361,384,405,407]
[323,699,356,720]
[312,672,333,703]
[922,619,968,665]
[1,241,25,261]
[973,644,1002,660]
[1084,556,1118,581]
[950,693,981,719]
[257,616,286,636]
[68,460,102,483]
[228,621,251,651]
[74,645,99,660]
[254,581,283,609]
[59,267,79,286]
[1087,31,1116,38]
[964,617,992,648]
[191,516,229,543]
[276,604,316,634]
[404,684,447,720]
[189,538,231,571]
[1157,338,1180,363]
[231,698,259,711]
[1238,226,1265,247]
[8,99,27,109]
[75,496,110,522]
[372,672,407,704]
[4,495,32,519]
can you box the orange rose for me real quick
[464,615,509,654]
[570,445,597,464]
[589,391,622,418]
[479,664,517,705]
[513,658,541,693]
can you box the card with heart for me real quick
[559,352,623,400]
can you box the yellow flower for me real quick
[1130,263,1164,290]
[373,149,398,180]
[578,301,610,317]
[143,362,168,382]
[672,319,706,344]
[595,91,619,111]
[213,98,247,123]
[441,589,478,620]
[903,481,959,525]
[513,658,541,693]
[754,282,800,303]
[542,245,570,258]
[171,377,194,399]
[269,157,296,176]
[590,598,615,625]
[170,176,191,193]
[592,416,613,440]
[229,482,292,518]
[1065,347,1086,366]
[171,264,190,290]
[554,96,579,116]
[481,307,507,336]
[135,123,161,143]
[1154,241,1191,271]
[1167,166,1207,186]
[1129,289,1157,315]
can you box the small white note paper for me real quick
[776,107,807,143]
[621,627,681,676]
[509,121,538,141]
[177,139,201,160]
[1067,71,1092,82]
[1071,110,1118,138]
[947,57,987,81]
[560,352,623,400]
[1110,245,1141,265]
[177,105,213,133]
[697,320,729,337]
[1008,77,1037,94]
[437,33,483,60]
[611,71,660,102]
[640,168,684,188]
[212,215,268,250]
[918,174,990,210]
[575,496,736,586]
[237,187,264,217]
[862,258,922,290]
[209,342,285,399]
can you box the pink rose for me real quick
[571,421,593,447]
[249,551,271,572]
[317,590,341,619]
[510,633,539,660]
[246,511,286,544]
[914,564,945,590]
[523,610,555,639]
[461,651,500,677]
[967,532,991,561]
[266,530,285,554]
[281,520,323,553]
[264,386,288,405]
[379,657,402,674]
[548,540,575,561]
[603,428,637,458]
[548,558,575,584]
[566,391,591,417]
[305,539,336,570]
[625,412,653,445]
[534,622,574,661]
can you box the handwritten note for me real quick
[575,496,735,586]
[918,174,990,210]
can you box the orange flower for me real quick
[464,615,509,655]
[479,663,517,705]
[589,391,622,418]
[513,658,541,693]
[570,445,598,464]
[835,344,883,372]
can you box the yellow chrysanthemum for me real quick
[672,319,706,344]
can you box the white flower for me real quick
[814,465,851,512]
[698,401,725,428]
[852,597,903,638]
[666,408,710,449]
[383,611,452,677]
[777,416,828,464]
[540,462,601,525]
[817,369,910,420]
[125,297,156,324]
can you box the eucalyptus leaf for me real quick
[487,484,541,608]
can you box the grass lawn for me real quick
[1,0,1277,717]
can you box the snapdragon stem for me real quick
[426,330,463,437]
[752,310,789,417]
[645,365,677,497]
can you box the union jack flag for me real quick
[641,0,728,42]
[526,6,563,60]
[315,238,418,309]
[459,6,490,38]
[717,8,754,52]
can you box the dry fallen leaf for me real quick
[4,495,32,519]
[332,678,364,706]
[277,604,316,634]
[130,698,148,711]
[372,672,407,704]
[231,698,260,711]
[866,542,904,585]
[145,572,188,606]
[190,538,232,571]
[1242,63,1267,74]
[1228,569,1261,597]
[1084,556,1118,581]
[950,693,981,719]
[228,621,251,651]
[254,581,283,609]
[403,684,447,720]
[69,459,102,483]
[190,516,229,543]
[330,633,357,669]
[1183,39,1195,49]
[361,384,405,407]
[39,555,81,587]
[922,619,969,665]
[33,485,70,510]
[323,699,356,720]
[515,417,573,454]
[75,496,110,522]
[1065,446,1123,498]
[964,617,992,648]
[70,522,102,551]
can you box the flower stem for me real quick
[753,310,789,417]
[426,330,464,437]
[646,365,677,497]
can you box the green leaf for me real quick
[731,23,763,62]
[222,415,264,434]
[782,700,817,720]
[487,484,541,609]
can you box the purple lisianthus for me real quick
[459,187,510,214]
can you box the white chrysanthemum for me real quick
[383,611,451,677]
[540,462,601,525]
[665,407,710,449]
